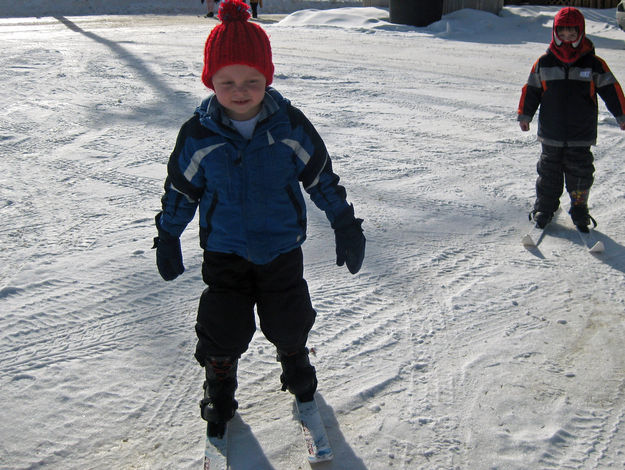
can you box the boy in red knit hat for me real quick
[518,7,625,232]
[153,0,365,436]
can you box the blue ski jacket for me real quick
[158,87,350,265]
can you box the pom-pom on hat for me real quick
[201,0,274,90]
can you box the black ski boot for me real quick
[569,205,597,233]
[199,356,239,433]
[568,190,596,233]
[277,348,318,402]
[529,210,553,229]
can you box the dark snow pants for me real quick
[194,247,316,365]
[534,144,594,213]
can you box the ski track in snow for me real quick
[2,7,625,470]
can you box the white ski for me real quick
[522,224,545,247]
[296,398,334,463]
[576,228,604,253]
[204,423,229,470]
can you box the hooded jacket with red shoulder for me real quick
[517,7,625,147]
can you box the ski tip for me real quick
[521,234,536,247]
[589,241,605,253]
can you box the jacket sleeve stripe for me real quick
[281,137,329,190]
[183,143,226,181]
[527,72,541,88]
[518,59,543,118]
[517,84,528,116]
[610,79,625,112]
[282,138,310,165]
[595,56,625,118]
[169,182,196,203]
[303,153,327,190]
[595,71,617,88]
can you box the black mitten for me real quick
[332,205,365,275]
[153,213,185,281]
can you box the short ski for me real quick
[522,224,546,247]
[204,422,229,470]
[296,398,334,463]
[522,223,604,253]
[576,227,604,253]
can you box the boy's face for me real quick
[556,26,579,42]
[212,65,267,121]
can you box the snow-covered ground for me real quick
[2,2,625,469]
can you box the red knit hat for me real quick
[201,0,274,90]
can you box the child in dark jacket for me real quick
[153,0,365,435]
[518,7,625,232]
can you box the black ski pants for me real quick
[534,144,594,213]
[194,247,316,365]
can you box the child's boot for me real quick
[530,210,553,229]
[199,356,239,428]
[568,190,596,233]
[277,347,318,402]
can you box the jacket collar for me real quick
[196,87,284,135]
